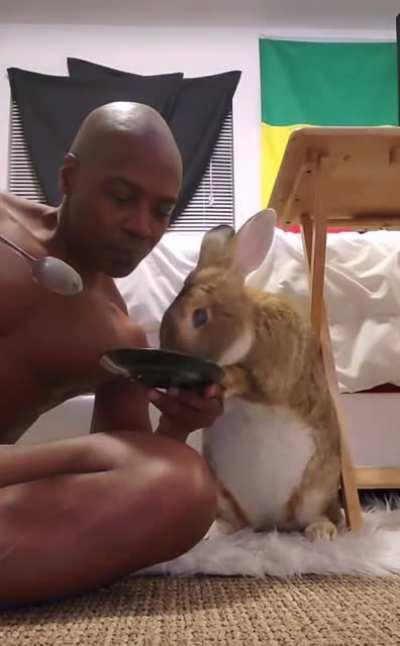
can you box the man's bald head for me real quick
[68,101,182,178]
[58,102,183,277]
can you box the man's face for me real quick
[62,133,181,277]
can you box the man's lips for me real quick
[105,247,149,265]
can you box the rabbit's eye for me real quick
[193,308,208,328]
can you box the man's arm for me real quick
[91,377,153,433]
[91,298,153,433]
[92,377,223,440]
[92,376,224,441]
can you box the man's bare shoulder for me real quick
[0,191,54,221]
[0,197,44,333]
[0,192,58,251]
[0,192,27,230]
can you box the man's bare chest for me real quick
[0,289,141,442]
[20,290,138,390]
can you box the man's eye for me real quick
[155,205,175,219]
[110,194,132,204]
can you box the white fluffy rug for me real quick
[141,505,400,577]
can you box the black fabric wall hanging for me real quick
[8,61,241,221]
[68,59,241,220]
[7,67,183,207]
[67,59,182,120]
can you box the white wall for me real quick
[0,16,396,226]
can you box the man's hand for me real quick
[150,384,223,442]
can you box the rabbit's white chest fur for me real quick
[205,397,315,529]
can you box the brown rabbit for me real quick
[160,209,342,541]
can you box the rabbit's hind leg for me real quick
[304,495,344,540]
[295,490,341,541]
[216,482,250,534]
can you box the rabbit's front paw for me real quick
[221,366,249,399]
[305,518,338,542]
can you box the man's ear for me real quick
[58,153,78,196]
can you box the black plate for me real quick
[100,348,224,390]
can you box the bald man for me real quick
[0,102,221,607]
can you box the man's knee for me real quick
[135,436,218,558]
[87,431,217,535]
[0,432,216,606]
[155,436,218,529]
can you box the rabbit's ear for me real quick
[196,224,235,270]
[230,209,277,276]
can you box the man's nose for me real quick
[123,203,153,237]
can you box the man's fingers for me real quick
[148,388,223,426]
[149,387,213,411]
